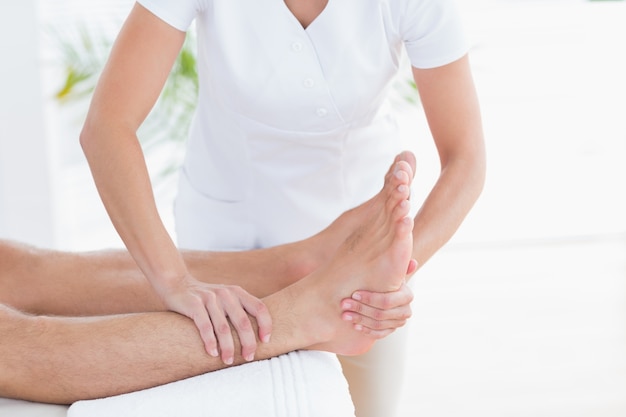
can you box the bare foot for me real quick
[284,158,414,356]
[290,151,416,279]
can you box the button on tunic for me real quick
[138,0,468,250]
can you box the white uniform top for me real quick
[138,0,469,251]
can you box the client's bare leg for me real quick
[0,152,416,317]
[0,158,413,405]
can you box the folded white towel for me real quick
[68,351,354,417]
[0,398,68,417]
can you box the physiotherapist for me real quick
[79,1,486,416]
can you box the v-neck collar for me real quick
[280,0,331,32]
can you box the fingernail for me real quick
[354,324,363,332]
[352,292,362,301]
[225,357,234,365]
[245,353,255,362]
[262,334,271,343]
[343,314,353,322]
[341,301,352,310]
[210,349,219,357]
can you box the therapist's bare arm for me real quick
[79,3,269,363]
[408,55,486,268]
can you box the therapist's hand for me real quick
[340,282,414,339]
[340,258,417,338]
[159,274,272,365]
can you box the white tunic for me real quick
[138,0,469,250]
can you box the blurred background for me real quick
[0,0,624,416]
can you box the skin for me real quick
[80,2,485,360]
[0,158,414,405]
[284,0,328,28]
[410,57,486,267]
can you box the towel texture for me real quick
[68,351,354,417]
[0,398,68,417]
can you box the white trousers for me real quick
[338,326,410,417]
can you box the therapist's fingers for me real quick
[342,309,407,337]
[349,282,414,312]
[204,290,236,365]
[163,278,269,364]
[185,297,220,358]
[345,299,412,323]
[340,283,413,335]
[217,286,259,363]
[237,290,273,347]
[206,285,272,364]
[354,326,396,340]
[341,299,412,323]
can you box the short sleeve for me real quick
[397,0,469,69]
[137,0,202,32]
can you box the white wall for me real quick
[0,1,56,246]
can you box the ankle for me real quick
[280,239,325,283]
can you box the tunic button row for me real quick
[290,42,326,119]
